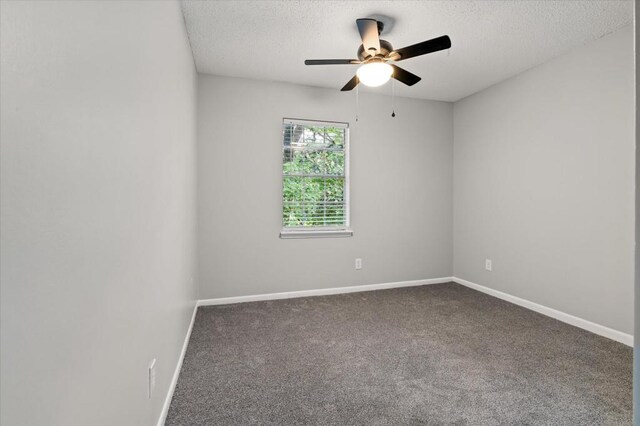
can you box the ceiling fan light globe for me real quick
[356,62,393,87]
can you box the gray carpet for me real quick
[166,283,631,425]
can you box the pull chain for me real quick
[391,77,396,118]
[355,83,359,122]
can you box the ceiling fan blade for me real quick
[356,18,380,55]
[391,65,421,86]
[340,75,359,91]
[390,35,451,61]
[304,59,360,65]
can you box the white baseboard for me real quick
[453,277,633,347]
[157,302,198,426]
[197,277,454,307]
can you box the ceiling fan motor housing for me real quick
[358,39,393,61]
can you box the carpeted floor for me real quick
[166,283,632,425]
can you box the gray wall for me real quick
[197,74,453,299]
[633,2,638,424]
[0,1,197,425]
[453,25,635,335]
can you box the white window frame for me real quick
[280,118,352,239]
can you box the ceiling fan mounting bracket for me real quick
[368,14,394,36]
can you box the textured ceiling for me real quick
[181,0,633,102]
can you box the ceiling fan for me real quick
[305,18,451,91]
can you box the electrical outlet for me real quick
[485,259,492,272]
[355,258,362,270]
[148,359,156,399]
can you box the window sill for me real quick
[279,229,353,239]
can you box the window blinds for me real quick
[282,118,349,230]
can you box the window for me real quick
[280,118,352,239]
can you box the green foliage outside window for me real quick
[282,124,347,228]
